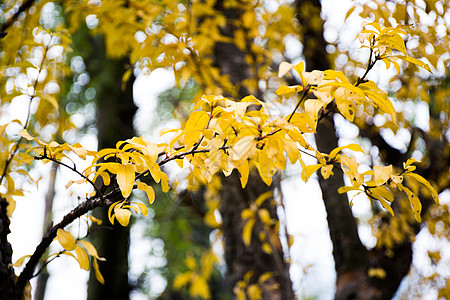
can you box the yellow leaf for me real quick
[404,173,439,204]
[135,202,149,217]
[57,229,76,251]
[184,111,209,149]
[321,164,334,179]
[278,62,293,77]
[301,164,321,182]
[13,255,31,267]
[117,164,135,198]
[87,215,102,225]
[160,172,170,193]
[173,272,192,289]
[403,157,420,169]
[190,275,211,299]
[329,144,364,159]
[17,129,34,141]
[338,185,362,194]
[237,160,249,188]
[255,191,273,207]
[258,209,272,225]
[391,175,403,184]
[293,61,307,85]
[375,196,394,216]
[345,6,356,20]
[79,240,106,261]
[114,207,132,226]
[136,181,155,204]
[75,245,90,270]
[186,254,197,270]
[334,87,359,122]
[230,135,256,163]
[93,258,104,284]
[242,218,255,246]
[108,201,121,225]
[276,85,303,95]
[402,56,432,73]
[402,185,422,222]
[373,165,393,186]
[368,268,386,279]
[241,208,254,220]
[369,185,394,202]
[247,284,262,300]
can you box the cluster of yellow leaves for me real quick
[64,0,296,96]
[173,251,218,299]
[233,272,279,300]
[241,191,277,254]
[3,14,443,289]
[14,217,105,284]
[337,157,439,222]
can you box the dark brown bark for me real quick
[212,0,294,298]
[15,193,114,299]
[0,197,16,299]
[0,0,35,38]
[295,1,444,299]
[220,171,293,299]
[86,35,137,300]
[295,0,369,291]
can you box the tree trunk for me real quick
[86,35,137,300]
[0,197,17,300]
[34,162,58,300]
[295,1,438,299]
[212,1,294,298]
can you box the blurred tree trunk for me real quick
[213,1,294,298]
[295,1,439,299]
[86,35,137,300]
[34,162,58,300]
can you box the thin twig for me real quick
[34,151,105,201]
[0,31,53,185]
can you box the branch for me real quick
[287,87,310,122]
[15,194,112,297]
[356,36,379,87]
[34,150,105,200]
[0,0,35,38]
[0,31,53,185]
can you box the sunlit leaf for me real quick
[57,229,76,251]
[242,218,255,246]
[116,164,135,198]
[75,245,90,270]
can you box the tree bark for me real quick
[86,35,137,300]
[0,197,17,300]
[212,1,294,298]
[295,1,442,299]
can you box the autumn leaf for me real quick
[116,164,135,198]
[57,229,76,251]
[75,245,90,270]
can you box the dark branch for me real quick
[0,0,35,38]
[15,194,112,297]
[35,152,105,200]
